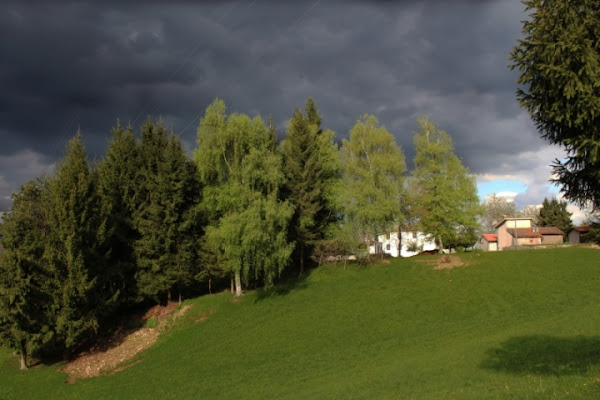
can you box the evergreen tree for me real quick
[339,115,406,247]
[45,133,118,351]
[537,197,572,234]
[280,98,340,275]
[510,0,600,208]
[411,116,482,251]
[134,118,202,303]
[0,178,54,369]
[194,100,294,296]
[96,122,141,304]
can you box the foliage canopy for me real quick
[510,0,600,208]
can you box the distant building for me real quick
[495,217,536,250]
[480,233,498,251]
[537,226,565,244]
[371,228,437,258]
[567,226,592,243]
[481,217,564,250]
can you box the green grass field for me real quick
[2,248,600,399]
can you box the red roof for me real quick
[482,233,497,242]
[507,228,542,238]
[538,226,564,235]
[570,226,592,233]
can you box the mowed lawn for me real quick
[2,248,600,399]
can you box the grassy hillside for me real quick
[2,248,600,399]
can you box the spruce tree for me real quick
[280,98,339,275]
[96,122,141,304]
[0,178,54,369]
[134,118,202,303]
[45,133,118,351]
[510,0,600,208]
[538,197,572,234]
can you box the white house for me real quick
[371,229,437,258]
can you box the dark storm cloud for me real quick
[1,0,558,212]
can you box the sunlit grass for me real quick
[2,248,600,399]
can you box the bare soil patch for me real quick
[61,302,191,382]
[433,255,465,270]
[416,255,467,270]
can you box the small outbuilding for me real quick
[567,226,592,243]
[480,233,498,251]
[538,226,565,244]
[506,227,542,247]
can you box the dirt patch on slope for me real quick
[61,302,190,382]
[416,255,467,270]
[433,255,465,270]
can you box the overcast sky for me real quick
[0,0,587,222]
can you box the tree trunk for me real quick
[234,270,243,297]
[230,274,234,294]
[299,244,305,277]
[19,341,28,370]
[438,235,444,254]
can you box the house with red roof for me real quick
[480,233,498,251]
[481,217,564,251]
[494,217,536,250]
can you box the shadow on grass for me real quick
[481,335,600,376]
[254,277,310,302]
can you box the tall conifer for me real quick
[134,118,202,303]
[45,133,118,351]
[280,98,339,274]
[0,178,54,369]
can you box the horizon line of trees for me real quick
[0,98,482,369]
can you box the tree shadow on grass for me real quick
[481,335,600,376]
[254,277,309,302]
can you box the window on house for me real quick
[386,244,391,250]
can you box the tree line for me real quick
[0,98,481,369]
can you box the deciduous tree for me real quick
[339,115,406,248]
[411,116,482,252]
[481,194,518,232]
[194,100,294,296]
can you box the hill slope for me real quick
[2,248,600,399]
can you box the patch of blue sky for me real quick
[477,179,528,199]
